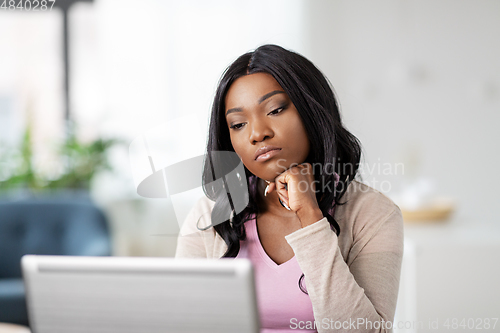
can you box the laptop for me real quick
[21,255,260,333]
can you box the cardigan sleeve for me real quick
[284,207,404,333]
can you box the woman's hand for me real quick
[266,163,324,227]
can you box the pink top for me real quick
[177,181,404,333]
[236,216,317,333]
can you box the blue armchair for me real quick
[0,198,111,326]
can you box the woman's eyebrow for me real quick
[258,90,285,104]
[226,90,286,116]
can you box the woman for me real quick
[175,44,404,333]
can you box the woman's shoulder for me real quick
[176,195,228,259]
[192,195,216,215]
[342,180,400,212]
[179,195,216,235]
[336,180,403,233]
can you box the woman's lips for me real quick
[255,148,282,162]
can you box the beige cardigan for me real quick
[175,180,404,333]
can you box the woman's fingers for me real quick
[262,163,320,215]
[266,182,275,194]
[265,177,288,201]
[276,176,289,200]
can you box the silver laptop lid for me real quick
[22,255,260,333]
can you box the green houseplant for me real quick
[0,124,121,195]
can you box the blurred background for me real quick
[1,0,499,331]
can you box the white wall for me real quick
[303,0,500,224]
[302,1,500,329]
[79,0,309,254]
[0,0,309,256]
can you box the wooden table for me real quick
[0,323,31,333]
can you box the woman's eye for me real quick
[230,123,244,130]
[269,106,285,115]
[229,106,285,130]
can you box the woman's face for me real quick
[225,72,310,181]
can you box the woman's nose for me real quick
[249,119,274,143]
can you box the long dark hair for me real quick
[201,44,363,294]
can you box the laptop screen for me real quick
[22,255,260,333]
